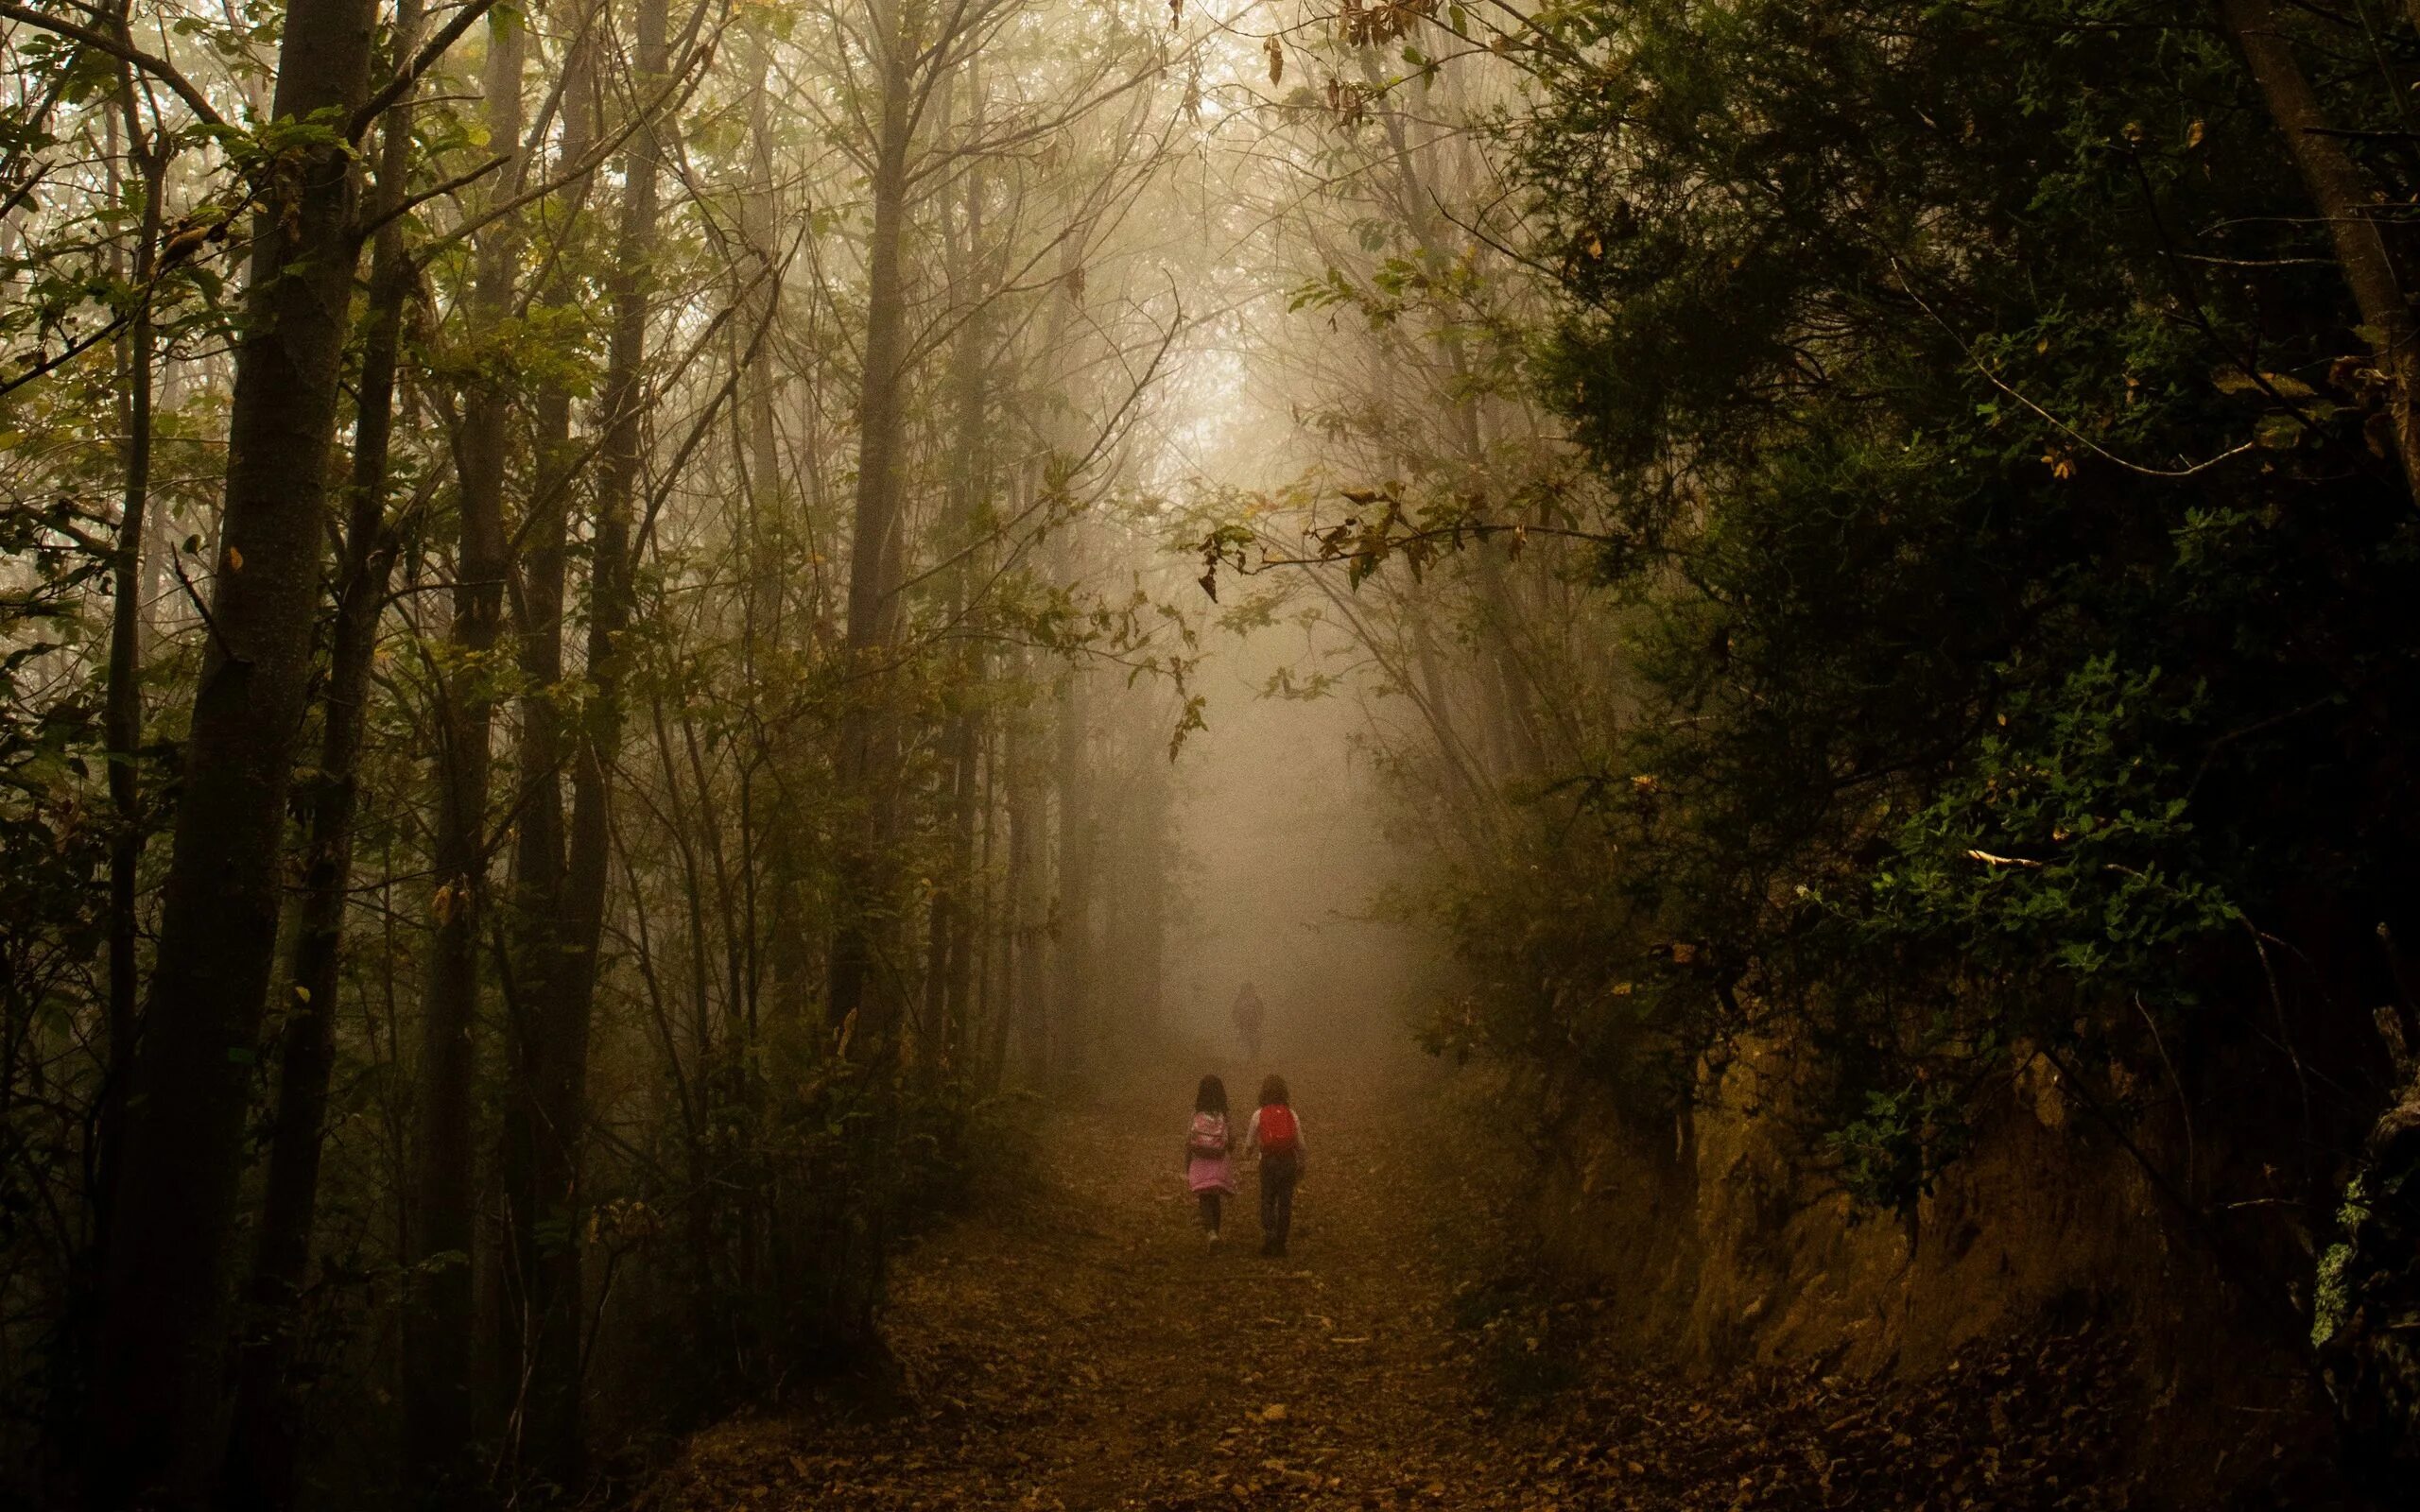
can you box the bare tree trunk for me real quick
[406,10,523,1488]
[923,139,987,1074]
[528,0,671,1477]
[929,713,982,1066]
[82,0,384,1500]
[500,11,596,1489]
[2220,0,2420,507]
[978,721,1011,1091]
[726,8,781,1325]
[631,683,719,1369]
[829,0,916,1040]
[1005,658,1049,1086]
[95,61,165,1251]
[1050,645,1093,1082]
[1096,770,1133,1052]
[219,9,424,1500]
[1357,45,1546,776]
[1127,735,1170,1045]
[740,13,786,658]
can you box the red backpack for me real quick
[1258,1103,1299,1156]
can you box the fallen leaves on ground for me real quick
[635,1065,2140,1511]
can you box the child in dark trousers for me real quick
[1247,1074,1305,1257]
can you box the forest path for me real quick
[642,1054,2135,1511]
[646,1053,1543,1510]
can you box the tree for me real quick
[220,5,426,1503]
[0,1,1213,1501]
[82,0,398,1501]
[403,10,523,1487]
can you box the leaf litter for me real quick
[635,1074,2138,1511]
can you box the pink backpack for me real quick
[1187,1111,1228,1160]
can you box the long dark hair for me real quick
[1257,1074,1289,1108]
[1195,1074,1228,1115]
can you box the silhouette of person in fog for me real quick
[1232,982,1266,1059]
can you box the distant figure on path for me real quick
[1232,981,1266,1059]
[1184,1074,1236,1242]
[1248,1074,1305,1258]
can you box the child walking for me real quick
[1248,1074,1305,1258]
[1184,1074,1236,1242]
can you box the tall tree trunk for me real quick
[528,0,671,1477]
[82,0,384,1501]
[96,66,165,1250]
[1357,44,1545,776]
[659,696,729,1354]
[406,10,523,1489]
[978,721,1011,1091]
[218,9,424,1500]
[1095,781,1132,1051]
[925,712,981,1068]
[500,12,595,1489]
[740,12,786,659]
[828,1,916,1040]
[732,10,781,1307]
[1126,737,1170,1045]
[922,141,987,1073]
[2219,0,2420,507]
[1005,653,1049,1085]
[1050,644,1093,1082]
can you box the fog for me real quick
[4,0,1532,1499]
[9,0,2408,1501]
[1162,609,1431,1067]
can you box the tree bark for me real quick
[740,12,786,659]
[925,711,982,1069]
[527,0,670,1477]
[500,11,595,1489]
[81,0,383,1501]
[1358,43,1546,777]
[922,139,987,1073]
[1005,649,1049,1086]
[722,6,780,1322]
[828,0,917,1040]
[1125,734,1170,1044]
[405,9,523,1490]
[95,61,165,1254]
[217,9,424,1502]
[977,721,1011,1091]
[2220,0,2420,507]
[1050,644,1093,1081]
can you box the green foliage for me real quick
[1862,657,2242,990]
[1826,1083,1973,1214]
[2313,1235,2355,1349]
[1461,0,2420,1204]
[0,500,119,1479]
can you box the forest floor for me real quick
[640,1056,2139,1511]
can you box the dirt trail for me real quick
[645,1059,2138,1511]
[649,1060,1530,1509]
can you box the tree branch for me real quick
[0,2,224,127]
[349,0,502,140]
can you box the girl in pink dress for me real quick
[1184,1074,1236,1241]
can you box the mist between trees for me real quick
[6,0,2420,1504]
